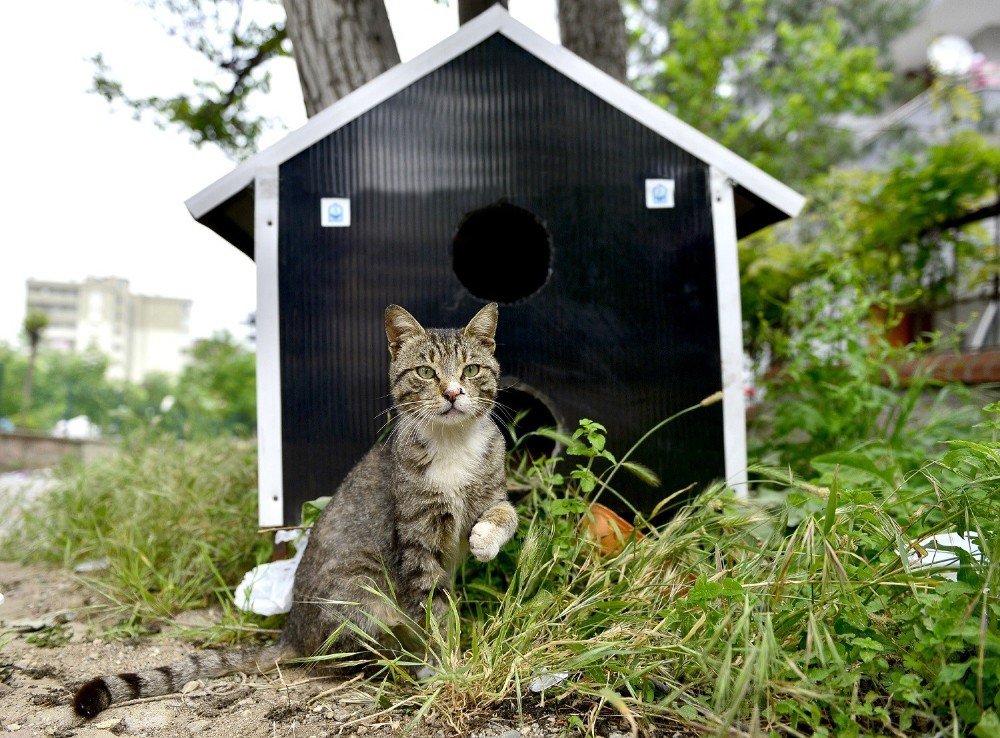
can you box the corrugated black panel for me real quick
[199,187,255,259]
[734,187,785,239]
[278,34,724,523]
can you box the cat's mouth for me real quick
[441,406,464,416]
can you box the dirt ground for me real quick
[0,561,648,738]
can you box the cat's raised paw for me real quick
[469,521,502,562]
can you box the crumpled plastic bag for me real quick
[234,529,308,615]
[908,531,983,581]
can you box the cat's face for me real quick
[385,303,500,428]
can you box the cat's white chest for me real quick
[421,420,491,509]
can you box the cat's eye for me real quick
[416,366,436,380]
[462,364,480,378]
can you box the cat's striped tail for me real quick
[72,643,290,718]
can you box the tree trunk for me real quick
[458,0,508,25]
[283,0,401,117]
[557,0,628,82]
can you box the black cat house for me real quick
[186,7,804,527]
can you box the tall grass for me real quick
[1,431,269,626]
[3,406,997,736]
[299,405,999,737]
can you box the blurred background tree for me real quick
[91,0,629,159]
[19,311,49,428]
[0,333,256,439]
[627,0,925,185]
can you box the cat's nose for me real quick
[443,385,463,403]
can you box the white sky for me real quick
[0,0,558,348]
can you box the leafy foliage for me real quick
[155,332,258,437]
[628,0,905,184]
[91,0,289,158]
[0,332,255,438]
[749,263,984,476]
[0,347,118,432]
[740,132,1000,351]
[846,132,1000,303]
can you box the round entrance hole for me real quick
[493,385,560,461]
[453,201,552,304]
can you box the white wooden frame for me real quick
[254,166,284,526]
[710,168,749,497]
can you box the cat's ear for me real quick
[464,302,498,353]
[385,305,425,358]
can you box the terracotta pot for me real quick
[585,502,643,555]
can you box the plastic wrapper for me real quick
[234,529,308,616]
[908,532,984,581]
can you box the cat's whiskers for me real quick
[385,402,437,449]
[373,401,427,437]
[469,396,516,423]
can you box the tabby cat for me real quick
[73,303,518,717]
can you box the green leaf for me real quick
[973,710,1000,738]
[811,452,896,487]
[849,637,884,652]
[687,575,724,604]
[620,461,661,487]
[938,661,970,684]
[721,578,743,597]
[301,496,331,527]
[531,427,576,448]
[546,498,589,516]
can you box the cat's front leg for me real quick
[469,502,518,562]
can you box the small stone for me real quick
[7,725,21,731]
[501,731,523,738]
[181,679,204,694]
[187,719,212,733]
[94,718,123,731]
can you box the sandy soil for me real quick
[0,561,645,738]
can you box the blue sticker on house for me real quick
[320,198,351,227]
[644,179,675,209]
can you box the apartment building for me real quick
[25,277,191,382]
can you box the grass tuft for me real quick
[3,405,998,736]
[1,430,270,631]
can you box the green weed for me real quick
[309,408,999,736]
[1,430,270,632]
[2,394,997,736]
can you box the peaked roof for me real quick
[187,6,805,256]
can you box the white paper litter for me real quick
[0,591,5,607]
[234,529,308,616]
[908,532,984,581]
[74,557,110,574]
[529,671,570,692]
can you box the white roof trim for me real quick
[186,5,805,221]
